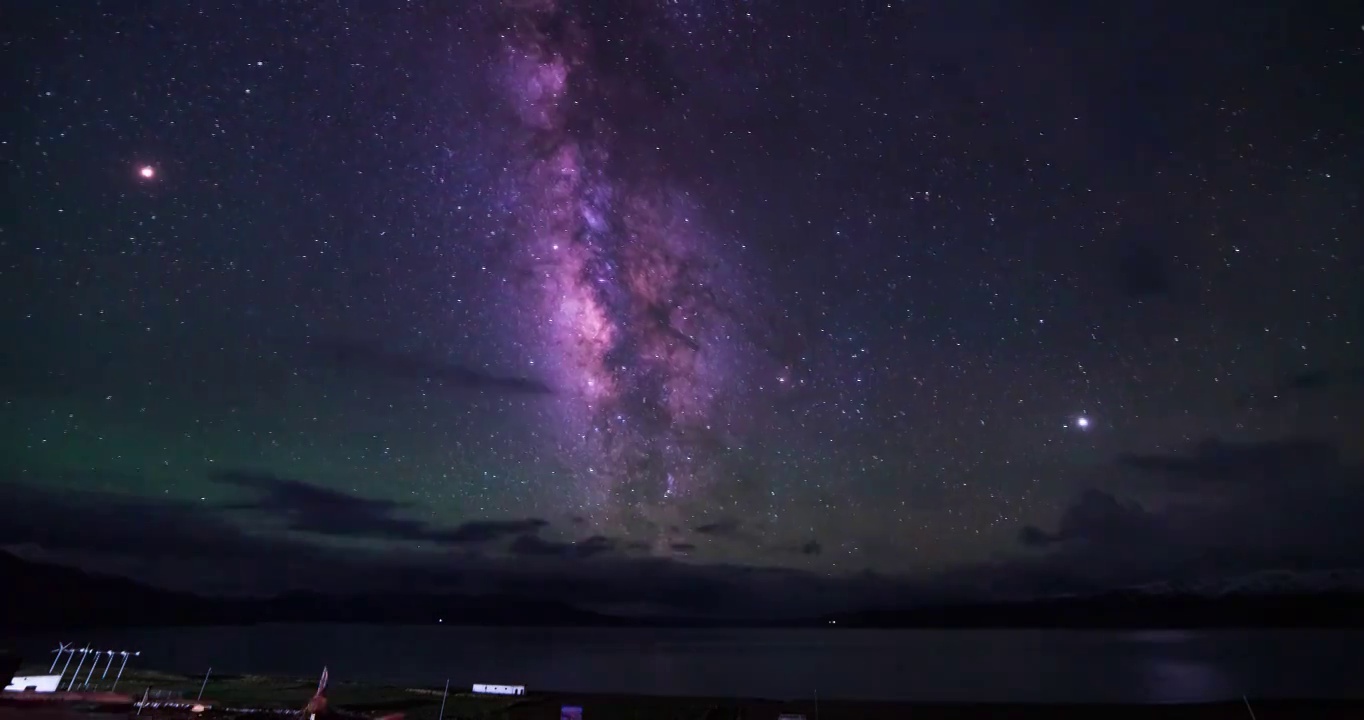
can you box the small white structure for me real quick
[5,675,63,693]
[472,683,525,696]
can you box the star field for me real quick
[2,1,1360,598]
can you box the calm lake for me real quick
[13,625,1364,703]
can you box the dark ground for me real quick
[5,697,1364,720]
[6,667,1363,720]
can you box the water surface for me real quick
[14,625,1364,703]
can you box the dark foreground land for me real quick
[5,669,1363,720]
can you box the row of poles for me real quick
[47,643,140,692]
[45,652,458,720]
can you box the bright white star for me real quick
[1076,416,1090,428]
[138,165,155,179]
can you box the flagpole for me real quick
[57,645,77,682]
[50,643,70,673]
[197,667,212,701]
[112,651,139,692]
[67,646,91,692]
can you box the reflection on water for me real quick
[1118,631,1239,702]
[1140,659,1236,704]
[12,626,1364,704]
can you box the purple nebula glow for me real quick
[484,0,768,538]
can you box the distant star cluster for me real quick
[483,0,774,549]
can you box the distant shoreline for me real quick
[10,592,1364,631]
[6,550,1364,631]
[9,668,1364,720]
[14,627,1364,706]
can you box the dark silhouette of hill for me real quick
[823,590,1364,628]
[0,551,223,628]
[0,551,618,629]
[4,551,1363,630]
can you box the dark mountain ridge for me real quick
[0,551,620,629]
[3,551,1362,630]
[823,590,1364,629]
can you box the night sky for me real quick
[3,2,1361,616]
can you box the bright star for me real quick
[138,165,155,179]
[1075,416,1090,428]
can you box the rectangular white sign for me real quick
[472,683,525,696]
[5,675,63,693]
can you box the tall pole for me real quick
[112,652,138,692]
[57,645,76,683]
[437,679,450,720]
[100,651,116,681]
[197,667,212,701]
[137,686,149,716]
[50,643,70,673]
[83,649,101,688]
[67,646,91,691]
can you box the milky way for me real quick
[10,0,1358,598]
[484,0,769,544]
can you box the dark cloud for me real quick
[686,519,822,560]
[509,533,619,559]
[0,479,343,595]
[1281,367,1364,393]
[577,535,618,557]
[310,337,554,395]
[1117,437,1340,487]
[1017,525,1054,549]
[215,470,426,538]
[0,477,266,560]
[767,539,825,557]
[1017,489,1160,548]
[690,520,821,558]
[692,518,743,537]
[1240,367,1364,408]
[212,469,548,546]
[9,435,1357,616]
[670,542,697,552]
[0,479,909,617]
[1009,437,1364,592]
[435,518,551,544]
